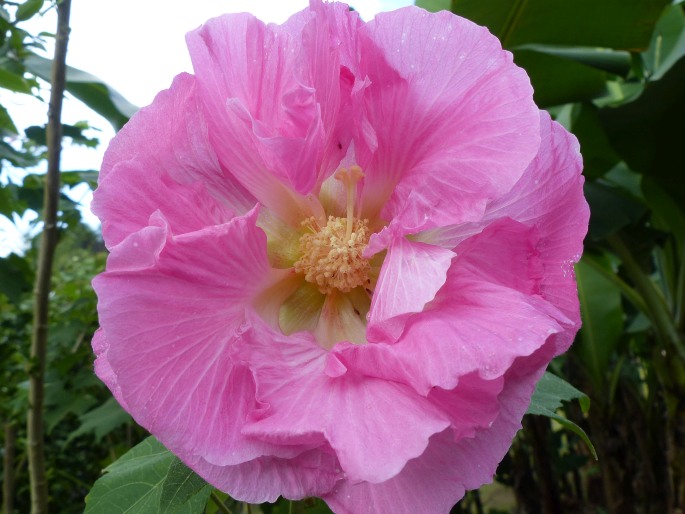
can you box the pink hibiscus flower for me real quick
[91,1,589,512]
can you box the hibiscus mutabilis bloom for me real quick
[91,1,589,512]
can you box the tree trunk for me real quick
[26,2,71,513]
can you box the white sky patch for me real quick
[1,0,415,253]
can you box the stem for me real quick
[210,491,233,514]
[608,234,685,359]
[675,240,685,328]
[582,252,649,316]
[27,1,71,513]
[3,422,17,514]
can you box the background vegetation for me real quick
[1,0,684,512]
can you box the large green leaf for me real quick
[599,57,685,209]
[24,53,137,130]
[526,372,597,459]
[570,103,621,180]
[451,0,669,50]
[643,178,685,249]
[515,44,632,75]
[575,256,624,390]
[85,437,212,514]
[643,3,685,81]
[415,0,450,12]
[584,181,646,240]
[160,459,213,513]
[513,49,608,107]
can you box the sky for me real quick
[0,0,415,255]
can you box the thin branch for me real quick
[27,1,71,513]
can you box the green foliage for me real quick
[0,252,33,304]
[575,256,624,390]
[15,0,44,22]
[66,397,132,444]
[415,0,685,511]
[526,372,597,459]
[25,123,100,148]
[85,437,212,514]
[449,0,668,49]
[2,1,685,514]
[415,0,450,12]
[23,53,137,130]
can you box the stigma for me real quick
[293,166,370,294]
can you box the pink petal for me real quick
[186,8,357,222]
[421,112,588,353]
[486,112,589,350]
[427,373,504,440]
[323,429,466,514]
[324,344,555,514]
[355,7,539,227]
[454,218,545,296]
[91,329,127,411]
[367,237,455,342]
[93,73,253,248]
[239,318,450,483]
[186,14,309,222]
[444,343,557,491]
[183,448,341,503]
[336,274,568,395]
[94,161,234,250]
[92,209,295,466]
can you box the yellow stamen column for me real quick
[294,166,371,294]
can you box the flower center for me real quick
[294,216,371,294]
[293,165,371,294]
